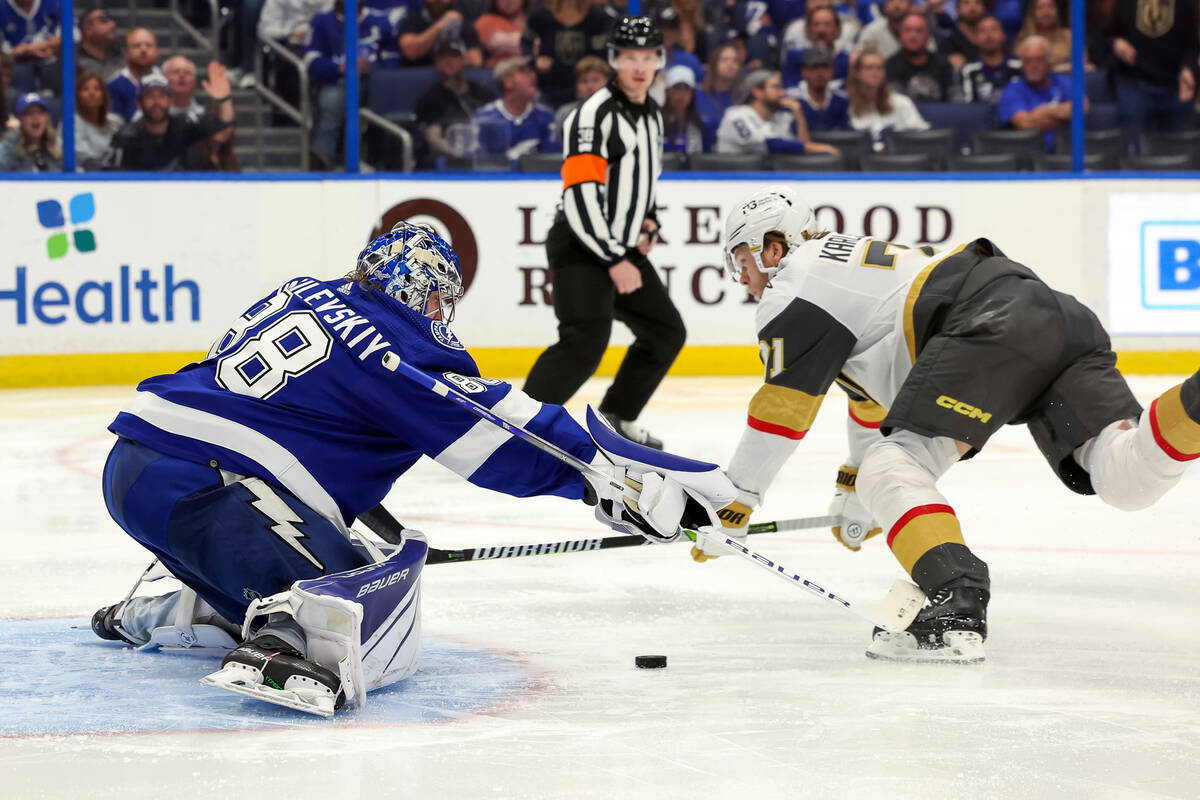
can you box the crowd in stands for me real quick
[1,0,1196,171]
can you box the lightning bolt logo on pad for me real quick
[242,478,324,570]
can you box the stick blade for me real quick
[870,580,926,633]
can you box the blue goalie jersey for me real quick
[109,276,596,533]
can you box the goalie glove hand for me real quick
[585,457,705,544]
[829,466,882,551]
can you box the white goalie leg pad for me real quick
[1074,413,1189,512]
[241,531,428,711]
[856,432,961,532]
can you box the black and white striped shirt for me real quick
[559,83,663,265]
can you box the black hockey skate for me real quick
[199,634,345,717]
[91,604,139,645]
[601,412,664,450]
[866,584,988,664]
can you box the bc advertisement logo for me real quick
[37,193,97,259]
[1141,221,1200,310]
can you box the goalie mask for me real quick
[356,221,465,323]
[722,187,819,282]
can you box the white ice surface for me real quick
[1,376,1198,800]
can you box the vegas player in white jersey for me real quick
[701,187,1200,663]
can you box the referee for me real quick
[524,15,685,450]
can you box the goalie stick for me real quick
[357,504,834,565]
[378,352,925,632]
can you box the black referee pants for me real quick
[524,220,686,421]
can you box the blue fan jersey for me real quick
[0,0,60,50]
[109,276,595,533]
[303,8,400,85]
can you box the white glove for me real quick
[594,471,697,543]
[829,465,882,551]
[582,407,737,544]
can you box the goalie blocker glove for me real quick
[582,407,736,543]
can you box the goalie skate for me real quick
[200,635,344,718]
[865,585,988,664]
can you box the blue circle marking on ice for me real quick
[430,320,464,350]
[0,620,531,736]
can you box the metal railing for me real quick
[253,36,311,171]
[168,0,220,59]
[359,108,414,173]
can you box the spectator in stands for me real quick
[74,72,122,170]
[669,0,711,63]
[306,0,399,167]
[472,56,556,159]
[183,111,240,171]
[886,12,956,102]
[997,35,1082,150]
[76,7,124,81]
[108,69,234,171]
[846,47,929,146]
[259,0,331,50]
[923,0,956,48]
[728,1,781,70]
[0,91,60,171]
[960,15,1019,104]
[793,44,850,131]
[783,0,861,57]
[163,56,205,122]
[416,38,497,162]
[399,0,483,67]
[942,0,984,70]
[553,54,610,132]
[1,52,14,128]
[526,0,611,108]
[658,7,705,81]
[858,0,917,61]
[1086,0,1116,71]
[662,64,706,153]
[1017,0,1072,72]
[782,5,849,90]
[992,0,1026,41]
[475,0,525,67]
[108,29,163,122]
[0,0,61,96]
[696,41,742,144]
[715,69,837,155]
[1106,0,1197,145]
[233,0,267,89]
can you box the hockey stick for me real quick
[358,504,828,565]
[379,352,924,632]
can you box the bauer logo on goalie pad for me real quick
[357,568,410,598]
[430,320,465,351]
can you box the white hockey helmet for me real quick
[722,187,818,282]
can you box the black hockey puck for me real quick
[635,655,667,669]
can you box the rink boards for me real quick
[1,176,1198,386]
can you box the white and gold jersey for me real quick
[727,233,993,499]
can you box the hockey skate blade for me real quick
[871,580,926,633]
[865,630,986,664]
[199,664,337,718]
